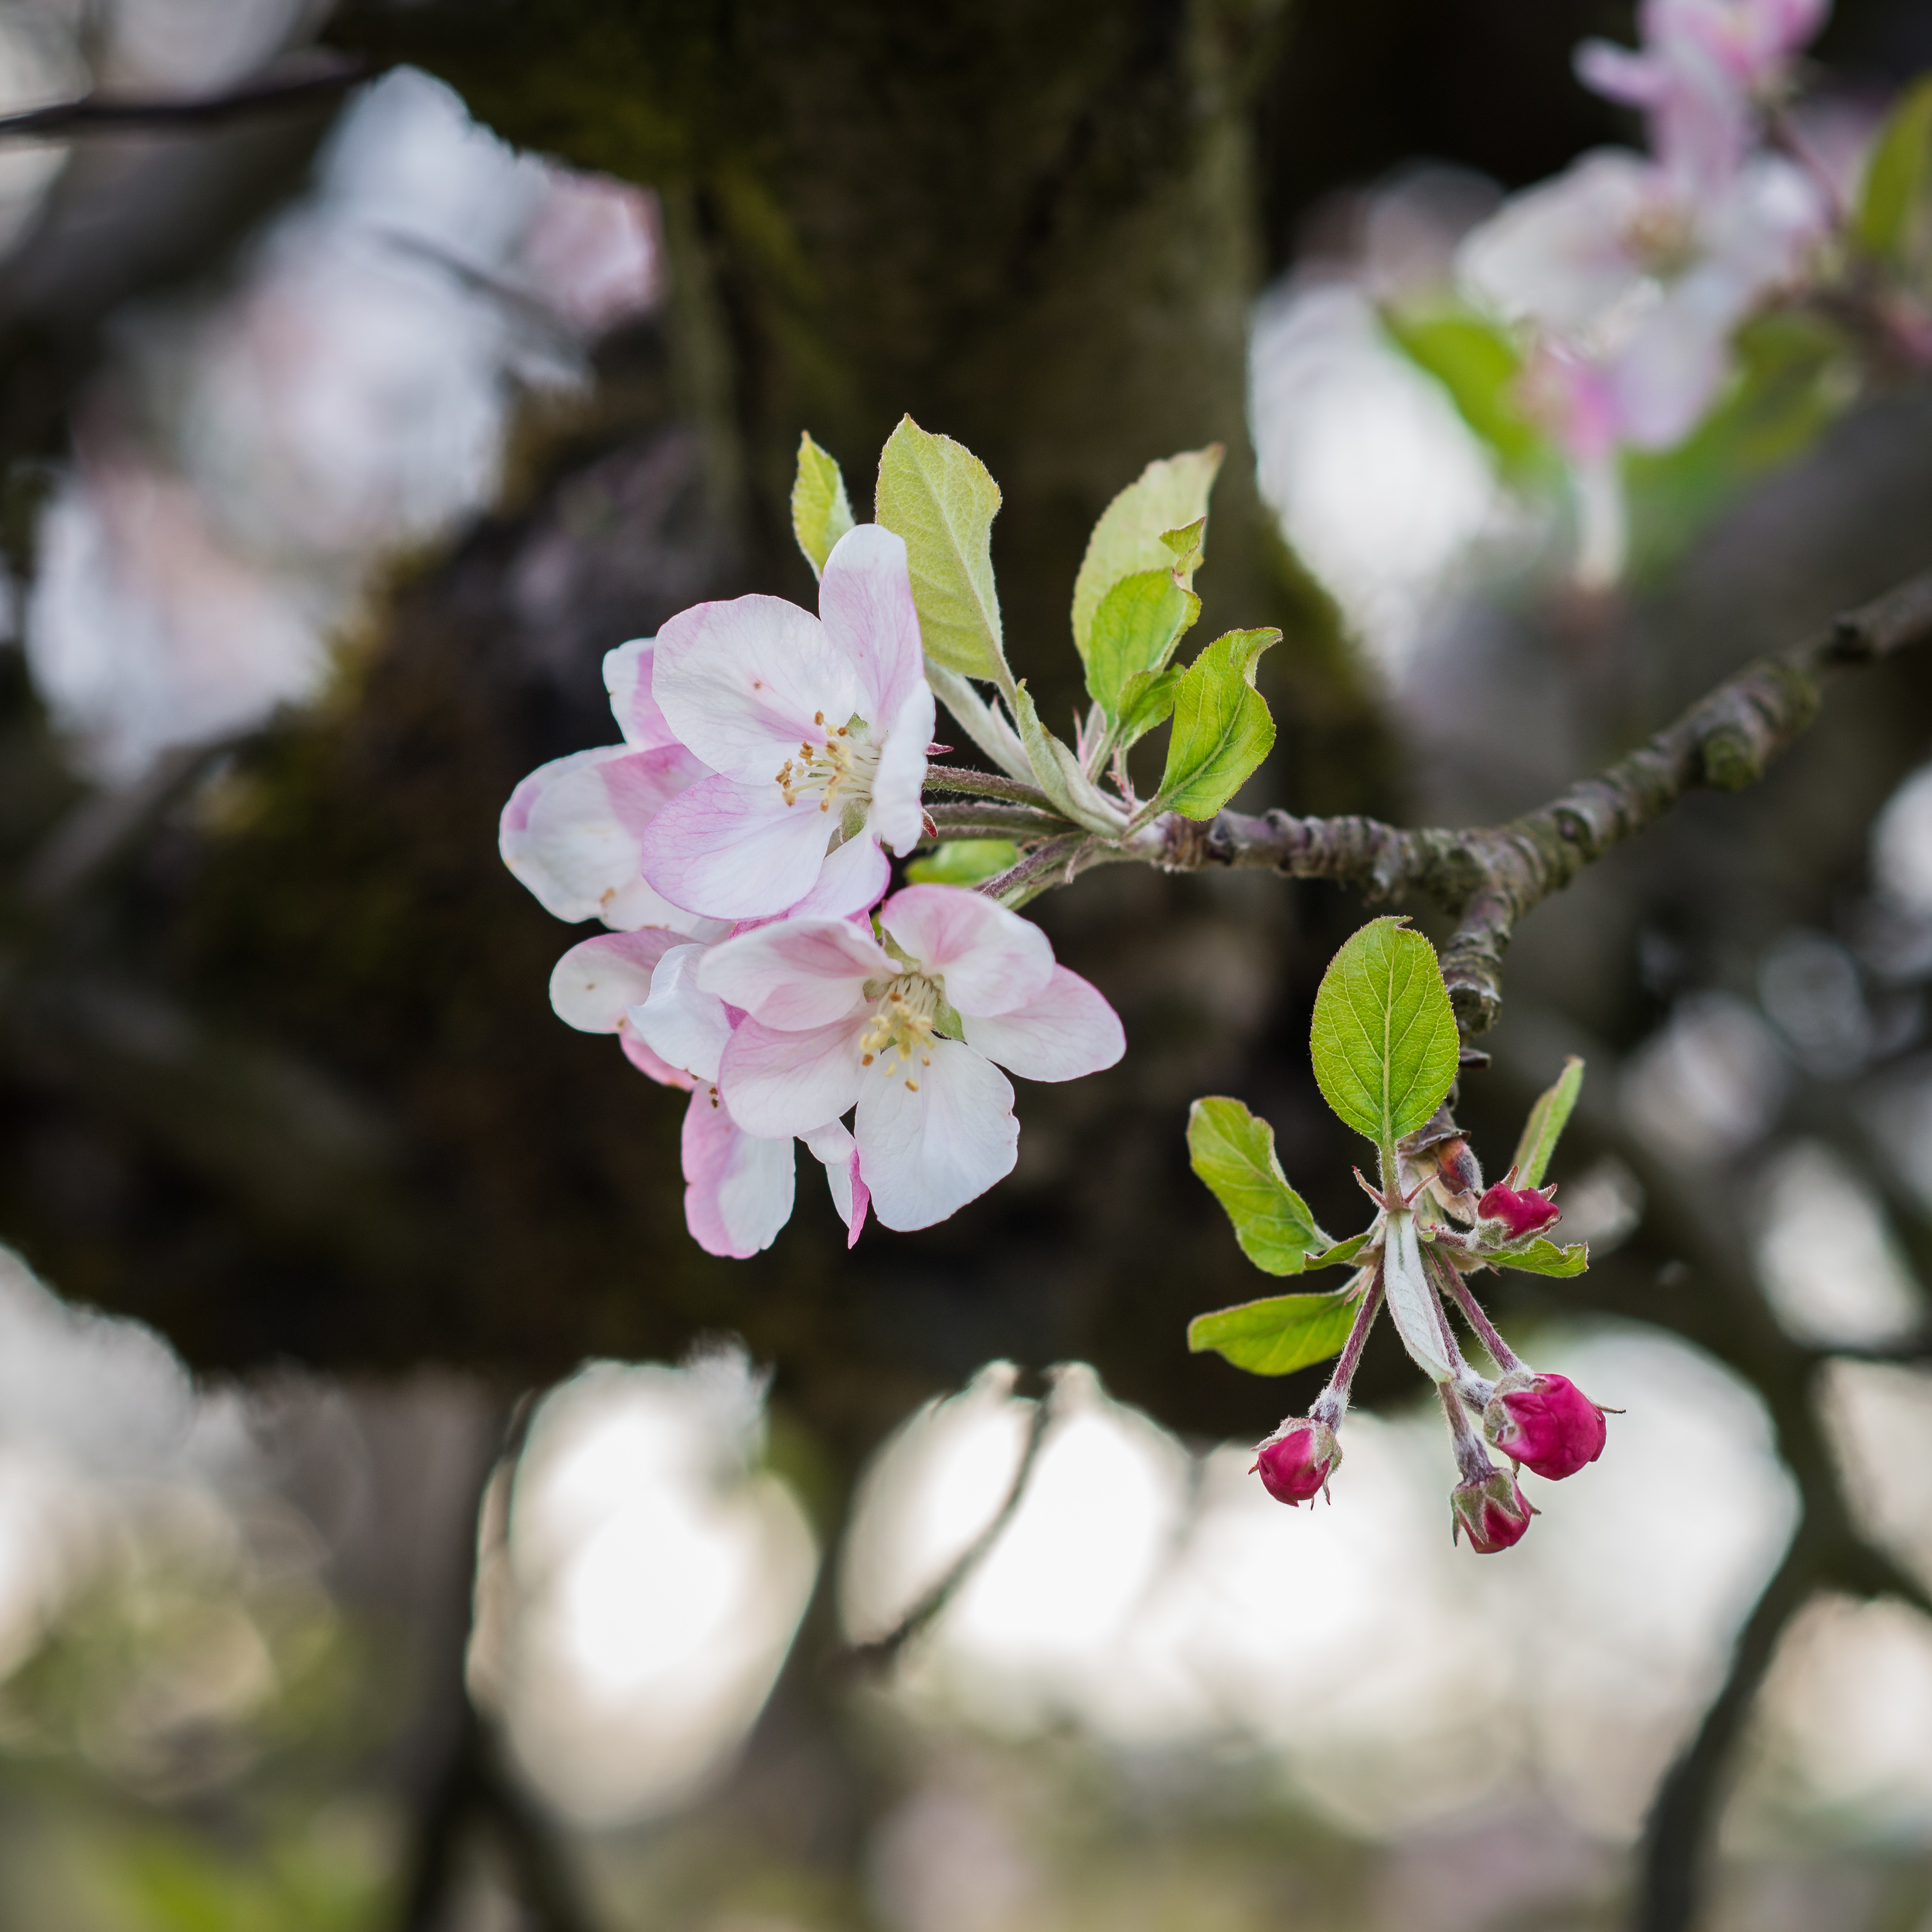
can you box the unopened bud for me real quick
[1252,1418,1342,1507]
[1482,1369,1608,1480]
[1450,1468,1536,1553]
[1433,1135,1482,1198]
[1478,1175,1561,1240]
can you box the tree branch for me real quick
[1148,567,1932,1036]
[837,1372,1057,1676]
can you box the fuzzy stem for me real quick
[921,765,1063,812]
[1433,1250,1526,1375]
[1438,1381,1497,1486]
[1309,1270,1383,1430]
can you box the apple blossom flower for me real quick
[639,525,934,922]
[695,884,1125,1231]
[1253,1419,1342,1506]
[1451,1467,1536,1553]
[1477,1172,1563,1240]
[1576,0,1828,199]
[1461,147,1828,457]
[550,920,870,1257]
[1483,1369,1611,1479]
[500,636,716,933]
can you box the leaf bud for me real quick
[1251,1418,1342,1507]
[1477,1175,1561,1240]
[1450,1468,1536,1553]
[1482,1369,1608,1480]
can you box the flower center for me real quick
[859,971,940,1092]
[775,710,880,814]
[1621,199,1697,278]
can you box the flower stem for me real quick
[1431,1250,1526,1374]
[922,766,1062,811]
[1310,1268,1383,1431]
[1438,1380,1497,1485]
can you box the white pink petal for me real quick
[961,965,1126,1082]
[854,1039,1018,1230]
[651,593,859,778]
[878,885,1055,1015]
[681,1086,795,1259]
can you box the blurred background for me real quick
[1,1,1931,1927]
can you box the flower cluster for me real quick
[1460,0,1830,467]
[1453,0,1838,577]
[1190,920,1613,1554]
[1251,1127,1612,1555]
[502,525,1124,1257]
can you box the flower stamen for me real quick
[860,971,942,1085]
[774,716,880,813]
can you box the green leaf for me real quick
[906,838,1019,886]
[1511,1055,1584,1189]
[1856,74,1932,264]
[1304,1232,1369,1270]
[1309,917,1461,1152]
[1187,1287,1359,1376]
[1490,1238,1589,1278]
[1154,628,1277,819]
[1115,664,1185,749]
[1160,517,1206,569]
[1011,682,1129,835]
[1070,446,1223,661]
[875,415,1009,681]
[1086,569,1199,718]
[791,431,854,579]
[1187,1096,1332,1275]
[1382,306,1547,478]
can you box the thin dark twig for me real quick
[0,56,373,140]
[1636,1528,1821,1932]
[1151,566,1932,1037]
[838,1372,1059,1675]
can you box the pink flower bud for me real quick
[1478,1176,1561,1240]
[1252,1419,1341,1507]
[1482,1370,1608,1480]
[1451,1468,1536,1553]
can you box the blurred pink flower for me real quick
[1460,147,1827,457]
[519,171,665,335]
[1576,0,1829,197]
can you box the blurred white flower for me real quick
[24,66,664,781]
[472,1349,818,1828]
[1621,991,1788,1163]
[1752,1141,1923,1347]
[1250,278,1502,677]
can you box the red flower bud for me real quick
[1252,1419,1342,1507]
[1434,1135,1483,1199]
[1477,1177,1561,1240]
[1450,1468,1536,1553]
[1482,1370,1608,1480]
